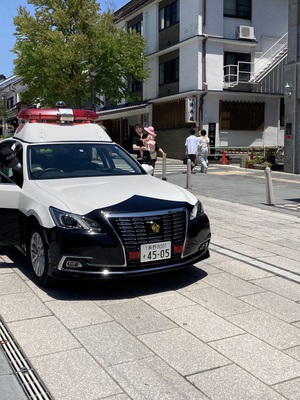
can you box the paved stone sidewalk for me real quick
[1,181,300,399]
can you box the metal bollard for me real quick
[162,154,167,180]
[186,159,192,189]
[265,167,275,205]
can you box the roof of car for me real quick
[14,122,112,144]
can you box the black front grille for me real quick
[108,210,187,267]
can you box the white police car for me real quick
[0,107,210,286]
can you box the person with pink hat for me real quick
[143,126,166,170]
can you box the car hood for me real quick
[34,175,197,215]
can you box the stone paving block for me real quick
[26,280,62,302]
[210,334,300,385]
[273,377,300,400]
[0,291,51,322]
[269,238,300,251]
[0,273,29,295]
[164,269,210,293]
[7,316,80,357]
[251,276,300,301]
[46,299,113,329]
[240,291,300,323]
[194,261,222,275]
[0,375,28,400]
[227,310,300,350]
[73,321,153,367]
[31,348,122,400]
[209,225,244,239]
[108,355,208,400]
[104,395,132,400]
[102,298,176,336]
[140,291,196,311]
[188,364,285,400]
[234,236,300,259]
[184,286,255,317]
[284,346,300,361]
[0,268,14,275]
[0,350,12,375]
[164,304,243,342]
[217,258,273,280]
[257,255,300,274]
[139,327,229,375]
[224,243,275,258]
[202,272,265,297]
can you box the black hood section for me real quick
[91,195,192,215]
[104,195,190,213]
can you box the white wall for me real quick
[179,0,201,40]
[143,3,159,55]
[206,42,224,91]
[179,41,201,92]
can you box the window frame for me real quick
[224,0,252,19]
[159,0,179,30]
[159,57,179,85]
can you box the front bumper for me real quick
[45,208,211,279]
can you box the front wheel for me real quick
[27,225,51,286]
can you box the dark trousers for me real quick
[188,154,197,168]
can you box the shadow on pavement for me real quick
[0,245,208,301]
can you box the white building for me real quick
[98,0,288,158]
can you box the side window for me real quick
[0,141,23,187]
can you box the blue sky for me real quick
[0,0,128,78]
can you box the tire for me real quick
[27,225,51,286]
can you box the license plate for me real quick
[140,241,171,263]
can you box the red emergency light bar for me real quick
[17,108,98,123]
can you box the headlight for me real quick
[49,207,102,231]
[190,200,204,220]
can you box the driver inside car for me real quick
[0,144,23,187]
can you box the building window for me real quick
[6,97,14,109]
[159,57,179,85]
[131,78,142,93]
[224,0,251,19]
[220,101,264,131]
[128,20,142,35]
[159,0,179,30]
[224,52,251,83]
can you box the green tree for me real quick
[12,0,149,108]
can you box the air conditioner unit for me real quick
[237,25,255,40]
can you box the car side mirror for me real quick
[141,163,154,175]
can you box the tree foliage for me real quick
[12,0,149,108]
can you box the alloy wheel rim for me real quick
[30,232,45,277]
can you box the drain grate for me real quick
[0,318,53,400]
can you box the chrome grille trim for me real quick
[105,208,188,266]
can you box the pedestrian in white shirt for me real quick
[185,128,199,173]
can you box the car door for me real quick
[0,170,21,245]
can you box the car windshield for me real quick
[28,143,144,180]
